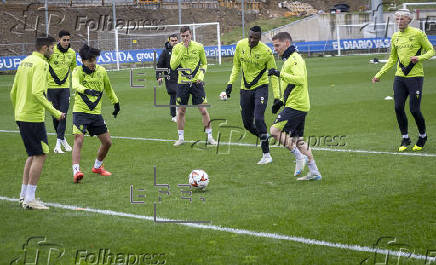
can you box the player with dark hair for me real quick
[71,44,120,183]
[156,33,178,122]
[225,25,282,164]
[268,32,321,180]
[170,26,216,146]
[372,9,434,151]
[11,36,66,209]
[48,30,77,153]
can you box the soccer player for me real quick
[10,36,66,209]
[268,32,321,181]
[71,44,120,183]
[372,9,434,151]
[170,26,217,146]
[48,30,77,153]
[225,26,280,164]
[156,34,178,122]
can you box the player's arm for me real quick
[32,65,62,119]
[228,43,241,85]
[197,45,208,81]
[10,73,18,108]
[267,51,280,99]
[70,52,77,71]
[170,44,184,71]
[72,68,87,94]
[374,39,398,80]
[280,59,305,86]
[103,69,119,104]
[103,69,120,118]
[225,44,241,97]
[417,31,435,61]
[156,49,167,79]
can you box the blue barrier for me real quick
[1,37,435,71]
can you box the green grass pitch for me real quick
[0,55,435,264]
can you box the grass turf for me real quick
[0,54,435,264]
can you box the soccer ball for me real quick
[219,91,227,101]
[189,169,209,189]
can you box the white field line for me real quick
[0,196,432,262]
[1,129,435,157]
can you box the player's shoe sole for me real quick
[74,171,84,183]
[297,173,322,181]
[92,166,112,176]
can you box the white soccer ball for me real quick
[189,169,209,189]
[219,91,228,101]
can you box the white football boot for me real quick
[296,172,322,181]
[173,139,185,146]
[61,138,72,152]
[22,199,49,210]
[53,142,64,154]
[257,153,272,165]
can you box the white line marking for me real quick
[0,196,432,261]
[1,129,435,157]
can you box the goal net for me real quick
[93,22,222,71]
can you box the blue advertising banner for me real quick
[1,37,435,71]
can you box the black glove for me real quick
[84,89,100,96]
[112,102,120,118]
[272,99,284,114]
[226,84,232,98]
[268,68,280,77]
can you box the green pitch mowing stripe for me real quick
[1,196,432,262]
[1,129,435,157]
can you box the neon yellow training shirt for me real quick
[72,65,119,114]
[280,50,310,112]
[48,44,77,89]
[375,26,435,79]
[10,51,62,122]
[170,41,207,84]
[227,38,280,99]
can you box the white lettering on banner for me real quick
[334,39,391,50]
[0,58,23,69]
[136,52,155,61]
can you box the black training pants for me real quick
[47,88,70,139]
[166,81,177,118]
[393,76,426,135]
[240,84,269,154]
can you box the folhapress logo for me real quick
[9,236,65,265]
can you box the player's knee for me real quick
[75,135,84,147]
[178,107,186,115]
[270,126,280,137]
[394,105,405,113]
[198,107,208,115]
[104,139,112,148]
[254,117,265,127]
[410,109,422,118]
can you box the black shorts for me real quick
[72,112,107,136]
[273,107,307,137]
[176,82,207,106]
[16,121,49,156]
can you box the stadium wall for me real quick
[1,37,436,71]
